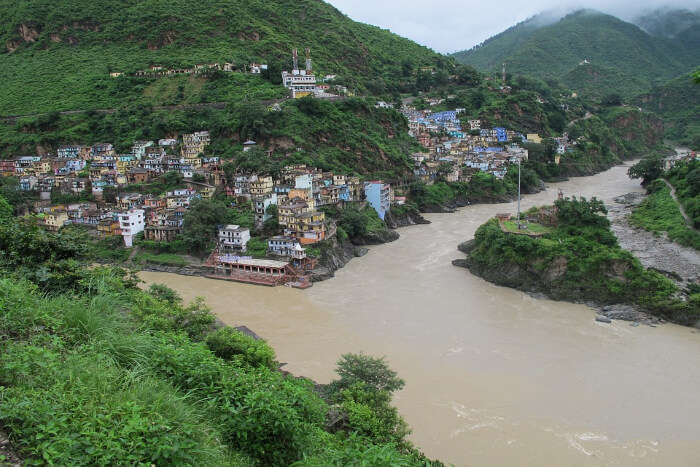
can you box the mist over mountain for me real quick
[451,8,699,98]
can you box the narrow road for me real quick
[662,178,697,230]
[0,102,228,123]
[567,111,593,127]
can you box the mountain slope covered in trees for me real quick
[451,9,698,99]
[0,0,448,115]
[638,72,700,149]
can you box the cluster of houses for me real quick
[3,131,395,261]
[3,132,219,199]
[401,105,576,182]
[109,62,269,78]
[663,149,698,171]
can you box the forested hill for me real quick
[633,7,700,40]
[0,0,447,115]
[638,72,700,149]
[451,9,698,99]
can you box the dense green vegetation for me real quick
[0,0,450,116]
[523,107,667,181]
[665,160,700,229]
[452,9,699,99]
[630,181,700,250]
[634,7,700,40]
[629,159,700,250]
[462,197,699,325]
[0,97,420,178]
[638,72,700,149]
[409,173,519,210]
[0,195,440,465]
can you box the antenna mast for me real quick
[305,47,312,72]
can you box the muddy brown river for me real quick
[141,162,700,467]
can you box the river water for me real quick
[141,162,700,467]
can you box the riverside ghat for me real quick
[205,252,314,288]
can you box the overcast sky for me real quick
[326,1,698,53]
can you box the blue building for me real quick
[364,181,391,220]
[338,185,350,202]
[495,127,508,142]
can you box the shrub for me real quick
[206,327,276,369]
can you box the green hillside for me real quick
[0,0,446,115]
[633,7,700,40]
[452,10,696,99]
[638,72,700,149]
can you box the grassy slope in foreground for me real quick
[456,197,699,325]
[0,208,440,465]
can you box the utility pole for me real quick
[517,155,521,228]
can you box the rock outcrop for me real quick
[384,209,430,228]
[312,237,370,282]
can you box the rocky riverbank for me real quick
[139,263,211,276]
[453,243,665,326]
[384,208,430,227]
[608,192,700,287]
[452,198,698,326]
[311,228,400,282]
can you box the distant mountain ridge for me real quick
[451,9,699,98]
[633,7,700,39]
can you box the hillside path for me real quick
[662,178,697,231]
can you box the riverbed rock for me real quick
[608,192,700,286]
[354,247,369,257]
[384,209,430,228]
[352,229,400,245]
[457,239,476,254]
[598,304,663,325]
[595,315,612,323]
[420,203,456,213]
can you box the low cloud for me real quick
[326,0,699,53]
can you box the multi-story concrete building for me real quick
[281,48,317,98]
[218,224,251,252]
[364,181,391,220]
[119,209,145,247]
[268,236,306,259]
[253,193,278,227]
[43,210,69,231]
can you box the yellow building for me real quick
[250,176,274,196]
[278,198,310,227]
[44,210,69,231]
[526,134,542,144]
[97,218,120,236]
[285,210,326,245]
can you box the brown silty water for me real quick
[141,162,700,467]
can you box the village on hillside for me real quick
[0,49,610,289]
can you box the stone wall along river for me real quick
[140,162,700,467]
